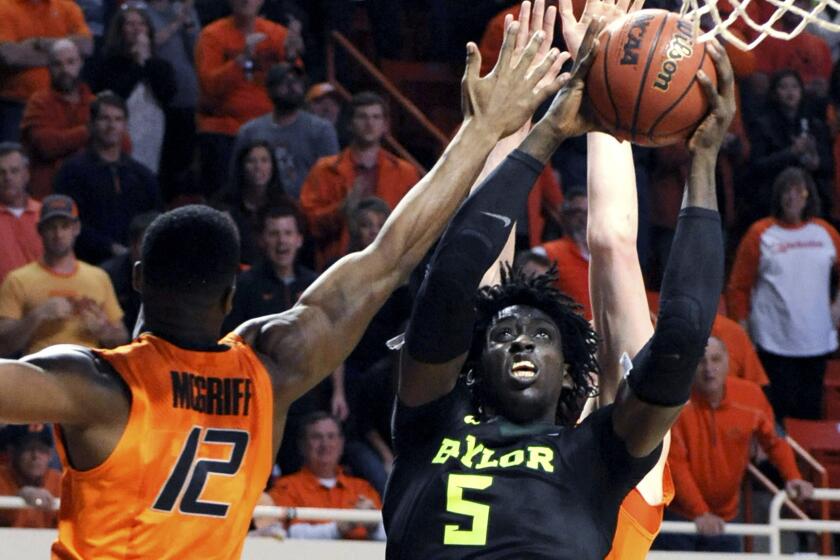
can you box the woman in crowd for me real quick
[727,167,840,420]
[97,5,176,174]
[748,70,833,221]
[222,139,295,265]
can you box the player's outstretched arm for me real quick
[0,347,125,426]
[611,40,735,457]
[238,18,568,409]
[560,0,653,406]
[399,21,604,406]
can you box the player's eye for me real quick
[534,328,551,340]
[493,328,514,341]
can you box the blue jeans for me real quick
[653,510,743,552]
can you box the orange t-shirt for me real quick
[269,466,382,540]
[0,0,90,102]
[196,17,290,136]
[0,464,61,528]
[538,237,591,319]
[300,147,421,270]
[605,462,674,560]
[51,332,274,560]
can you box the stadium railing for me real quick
[326,30,451,174]
[3,489,840,557]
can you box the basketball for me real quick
[586,9,717,146]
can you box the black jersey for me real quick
[382,382,660,560]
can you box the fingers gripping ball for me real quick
[586,9,717,146]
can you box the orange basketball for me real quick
[586,9,717,147]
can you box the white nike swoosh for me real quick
[481,211,512,228]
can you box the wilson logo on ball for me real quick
[652,19,694,92]
[620,13,655,65]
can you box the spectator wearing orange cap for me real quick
[0,424,61,528]
[0,194,127,356]
[306,82,343,128]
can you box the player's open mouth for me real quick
[511,360,538,379]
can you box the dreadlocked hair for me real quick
[463,263,599,427]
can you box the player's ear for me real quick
[562,364,574,389]
[222,284,236,315]
[132,262,143,294]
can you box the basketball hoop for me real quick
[679,0,840,50]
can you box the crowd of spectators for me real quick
[0,0,839,552]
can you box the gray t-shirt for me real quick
[146,2,200,109]
[232,111,340,199]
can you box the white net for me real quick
[680,0,840,50]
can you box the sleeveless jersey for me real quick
[383,382,660,560]
[605,462,674,559]
[52,332,274,560]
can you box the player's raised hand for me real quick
[536,16,605,139]
[511,0,562,91]
[687,39,736,157]
[461,16,568,139]
[560,0,645,59]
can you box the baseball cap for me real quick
[39,194,79,225]
[265,63,305,88]
[0,424,54,451]
[305,82,340,104]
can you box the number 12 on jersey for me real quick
[152,426,249,518]
[444,473,494,546]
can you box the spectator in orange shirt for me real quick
[0,0,92,142]
[300,92,421,270]
[20,40,93,200]
[654,336,813,552]
[534,188,592,319]
[262,411,385,540]
[0,143,43,283]
[0,424,61,529]
[195,0,303,197]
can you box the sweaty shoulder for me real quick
[23,344,129,424]
[25,344,105,379]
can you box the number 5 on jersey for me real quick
[444,473,494,546]
[152,426,249,517]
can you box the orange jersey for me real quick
[605,462,675,560]
[52,332,274,560]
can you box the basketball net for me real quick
[679,0,840,50]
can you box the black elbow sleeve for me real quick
[626,207,723,406]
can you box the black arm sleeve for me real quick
[626,207,724,406]
[405,150,544,364]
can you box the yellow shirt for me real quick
[0,260,123,353]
